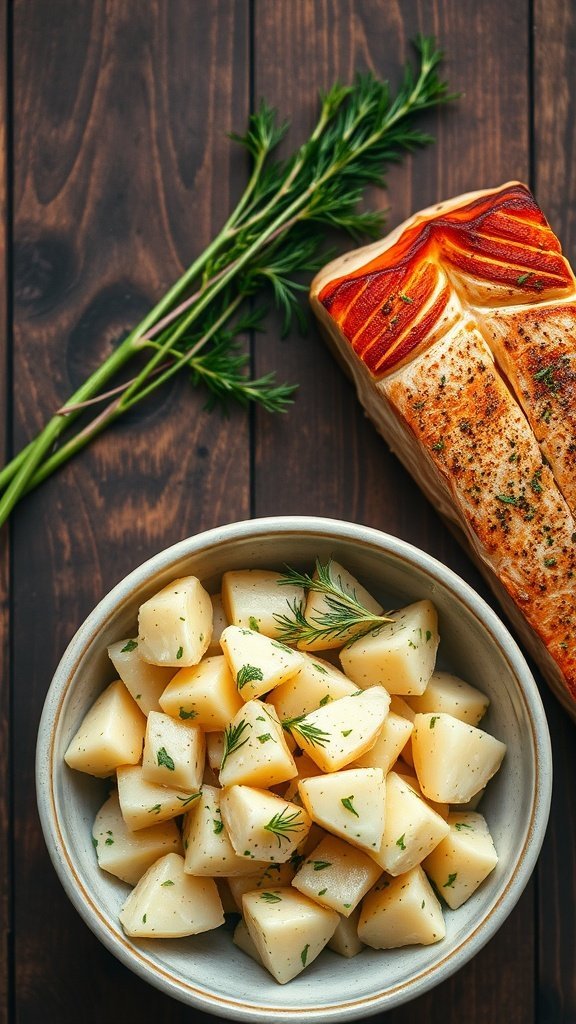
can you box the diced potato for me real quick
[406,670,490,725]
[242,887,339,983]
[206,731,225,771]
[64,680,146,778]
[220,625,304,700]
[183,785,269,877]
[221,569,305,639]
[423,811,498,909]
[286,688,390,773]
[297,561,383,651]
[233,918,263,963]
[228,862,297,910]
[138,576,212,667]
[107,639,175,715]
[207,593,229,655]
[117,764,201,831]
[340,600,439,695]
[412,713,506,803]
[119,853,224,937]
[141,711,205,791]
[298,767,386,853]
[394,769,449,820]
[267,653,359,721]
[159,655,243,730]
[358,867,445,948]
[218,701,297,788]
[328,906,364,958]
[369,771,449,875]
[291,834,381,916]
[93,791,182,886]
[352,712,413,775]
[220,786,311,864]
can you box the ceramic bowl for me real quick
[36,516,552,1021]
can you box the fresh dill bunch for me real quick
[0,36,456,526]
[264,806,308,847]
[274,558,394,646]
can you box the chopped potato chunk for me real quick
[221,569,304,638]
[242,887,339,983]
[119,853,223,937]
[138,576,212,667]
[141,711,205,791]
[370,771,449,875]
[298,767,386,853]
[117,764,201,831]
[352,712,413,774]
[220,625,304,700]
[159,655,243,730]
[286,687,390,772]
[228,862,297,910]
[406,670,489,725]
[358,867,445,948]
[292,833,382,916]
[423,811,498,909]
[64,680,146,778]
[328,906,364,958]
[220,785,311,863]
[93,791,182,886]
[267,653,358,720]
[183,784,268,877]
[219,700,297,788]
[107,639,175,715]
[412,713,506,803]
[340,600,439,695]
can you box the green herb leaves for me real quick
[236,664,264,691]
[264,806,307,847]
[274,558,394,646]
[157,747,175,772]
[221,720,252,770]
[0,37,454,527]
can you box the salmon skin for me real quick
[310,182,576,717]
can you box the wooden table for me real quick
[2,2,575,1021]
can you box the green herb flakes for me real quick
[236,664,264,691]
[179,707,197,720]
[157,747,175,771]
[341,795,359,817]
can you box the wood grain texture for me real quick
[0,1,10,1021]
[533,2,576,1020]
[252,2,534,1022]
[11,1,249,1020]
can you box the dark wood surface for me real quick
[3,1,575,1021]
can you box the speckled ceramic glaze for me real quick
[36,517,552,1022]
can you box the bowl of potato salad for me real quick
[36,516,552,1021]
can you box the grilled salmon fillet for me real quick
[310,182,576,715]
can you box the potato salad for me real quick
[64,560,506,985]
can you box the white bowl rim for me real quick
[36,515,553,1021]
